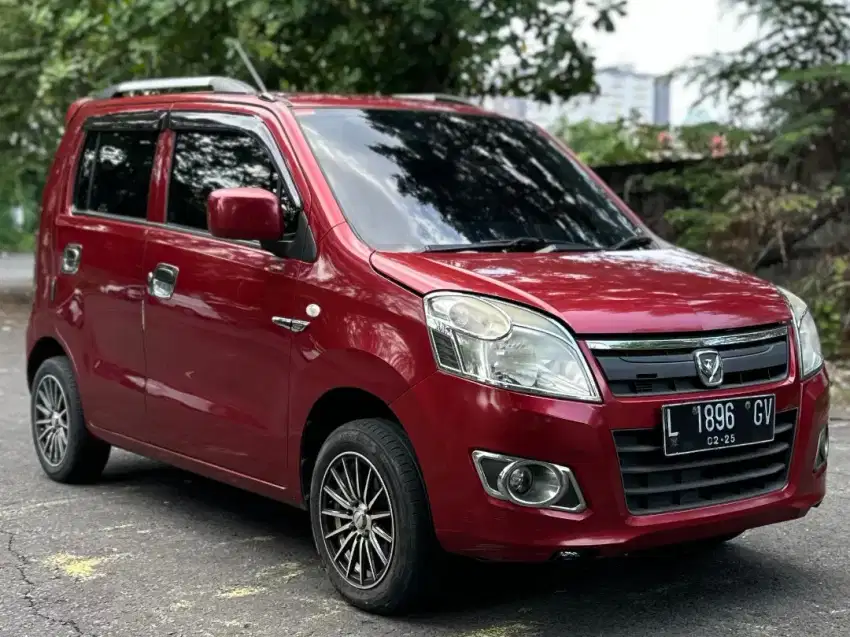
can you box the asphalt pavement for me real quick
[1,300,849,637]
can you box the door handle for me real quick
[61,244,82,274]
[272,317,311,333]
[147,263,179,300]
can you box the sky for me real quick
[578,0,760,124]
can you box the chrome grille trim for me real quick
[585,325,789,352]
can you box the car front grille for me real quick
[612,408,797,515]
[587,325,790,396]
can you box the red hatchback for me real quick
[26,76,830,614]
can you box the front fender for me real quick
[284,229,440,496]
[289,347,415,433]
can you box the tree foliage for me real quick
[555,116,656,166]
[0,0,626,230]
[559,0,850,356]
[555,113,759,166]
[687,0,850,356]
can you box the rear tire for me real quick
[309,418,435,614]
[30,356,111,483]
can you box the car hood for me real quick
[370,248,791,334]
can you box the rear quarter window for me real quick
[72,134,98,210]
[73,129,158,219]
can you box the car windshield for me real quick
[296,108,641,251]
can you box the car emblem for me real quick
[694,349,723,387]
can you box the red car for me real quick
[26,76,829,614]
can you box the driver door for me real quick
[142,108,305,484]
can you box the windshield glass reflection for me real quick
[298,109,640,251]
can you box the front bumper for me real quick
[391,367,829,562]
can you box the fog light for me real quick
[507,466,533,495]
[500,461,563,507]
[471,450,587,512]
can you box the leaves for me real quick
[560,1,849,356]
[0,0,626,228]
[555,115,757,166]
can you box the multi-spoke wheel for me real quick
[310,418,435,614]
[319,452,395,589]
[30,356,110,483]
[34,375,69,466]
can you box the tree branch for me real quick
[753,199,849,269]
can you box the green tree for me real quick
[558,1,850,355]
[677,0,850,355]
[0,0,626,234]
[554,114,656,166]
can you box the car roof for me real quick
[78,91,493,118]
[275,92,489,114]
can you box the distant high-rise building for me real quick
[482,65,673,130]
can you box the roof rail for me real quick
[392,93,478,106]
[95,76,256,99]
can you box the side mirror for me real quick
[207,187,283,242]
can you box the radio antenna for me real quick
[228,38,268,93]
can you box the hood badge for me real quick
[694,349,724,387]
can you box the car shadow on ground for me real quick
[99,453,826,637]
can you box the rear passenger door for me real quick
[142,109,306,483]
[53,113,161,440]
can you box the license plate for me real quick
[662,394,776,457]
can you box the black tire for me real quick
[309,418,435,614]
[30,356,111,483]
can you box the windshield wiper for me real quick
[424,237,597,253]
[607,234,656,251]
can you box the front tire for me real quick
[31,356,111,483]
[309,418,435,614]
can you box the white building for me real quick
[482,65,672,130]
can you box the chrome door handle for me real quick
[147,263,179,300]
[272,317,310,333]
[61,244,82,274]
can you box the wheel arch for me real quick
[27,336,69,390]
[299,387,403,503]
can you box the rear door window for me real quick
[75,130,158,219]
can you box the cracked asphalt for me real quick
[1,301,849,637]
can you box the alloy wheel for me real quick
[318,451,395,589]
[33,375,70,467]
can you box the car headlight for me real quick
[777,287,824,377]
[424,293,600,401]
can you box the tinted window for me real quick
[73,133,99,210]
[168,131,287,232]
[89,131,158,219]
[297,109,641,251]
